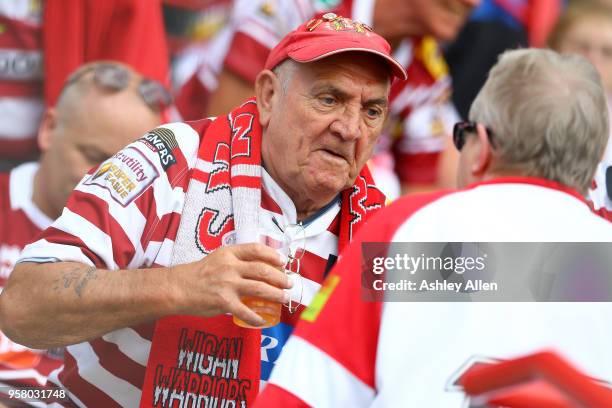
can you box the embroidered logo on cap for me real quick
[306,14,372,33]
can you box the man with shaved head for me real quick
[0,61,165,402]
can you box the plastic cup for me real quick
[232,296,282,328]
[232,227,287,329]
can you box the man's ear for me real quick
[255,69,280,127]
[471,123,493,177]
[37,108,58,153]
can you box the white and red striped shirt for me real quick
[0,163,51,284]
[0,162,62,404]
[256,178,612,407]
[0,0,44,162]
[175,0,325,121]
[20,121,341,406]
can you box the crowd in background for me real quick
[0,0,611,406]
[3,0,611,210]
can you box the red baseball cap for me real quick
[264,13,407,81]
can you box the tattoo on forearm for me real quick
[74,267,97,297]
[53,266,98,298]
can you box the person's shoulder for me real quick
[184,118,214,140]
[232,0,306,23]
[382,189,455,221]
[231,0,313,39]
[134,121,203,177]
[582,209,612,239]
[358,189,455,241]
[77,122,203,209]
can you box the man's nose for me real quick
[329,106,361,141]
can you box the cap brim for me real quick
[288,45,407,81]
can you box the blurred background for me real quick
[1,0,610,204]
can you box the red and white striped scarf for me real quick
[140,99,385,407]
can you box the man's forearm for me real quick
[0,243,291,349]
[0,261,178,349]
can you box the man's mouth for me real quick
[321,148,348,162]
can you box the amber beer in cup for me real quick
[233,229,287,328]
[233,296,282,328]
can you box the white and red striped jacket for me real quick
[256,178,612,407]
[0,162,62,403]
[19,121,342,407]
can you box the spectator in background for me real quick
[445,0,563,119]
[362,0,479,196]
[176,0,479,199]
[0,0,46,170]
[0,61,164,404]
[0,0,170,170]
[549,0,612,221]
[255,48,612,407]
[162,0,233,91]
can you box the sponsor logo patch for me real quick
[84,146,159,207]
[140,128,178,170]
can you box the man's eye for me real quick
[319,96,336,106]
[366,107,382,119]
[82,150,107,164]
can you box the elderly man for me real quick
[0,61,164,402]
[255,48,612,407]
[0,16,405,406]
[177,0,479,198]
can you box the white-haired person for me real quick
[549,0,612,221]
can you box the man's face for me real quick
[41,88,160,215]
[261,53,390,210]
[558,16,612,93]
[412,0,479,41]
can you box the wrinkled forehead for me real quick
[295,53,391,95]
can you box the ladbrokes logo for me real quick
[85,147,159,207]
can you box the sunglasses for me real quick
[63,63,172,113]
[453,121,496,151]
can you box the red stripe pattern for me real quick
[21,124,201,407]
[19,120,343,406]
[0,5,44,160]
[0,163,62,404]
